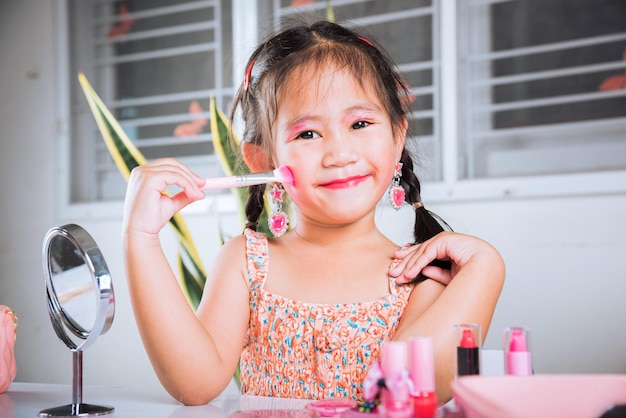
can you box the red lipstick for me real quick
[454,324,481,377]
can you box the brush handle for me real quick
[202,172,277,190]
[202,176,238,190]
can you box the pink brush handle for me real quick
[202,176,237,190]
[202,170,282,190]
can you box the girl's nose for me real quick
[320,132,358,167]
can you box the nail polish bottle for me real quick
[380,341,412,418]
[503,326,533,376]
[409,337,438,418]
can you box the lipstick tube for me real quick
[409,337,438,418]
[454,324,481,377]
[503,326,533,376]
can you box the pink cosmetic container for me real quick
[503,326,533,376]
[409,336,438,418]
[379,341,412,418]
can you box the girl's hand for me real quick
[389,231,502,286]
[122,158,206,237]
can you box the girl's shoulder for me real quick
[217,228,268,258]
[214,231,253,272]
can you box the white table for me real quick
[1,382,310,418]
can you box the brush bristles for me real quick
[274,166,295,186]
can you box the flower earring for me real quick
[268,184,289,237]
[389,162,405,210]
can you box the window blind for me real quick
[69,0,233,203]
[459,0,626,179]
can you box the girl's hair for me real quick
[230,21,450,278]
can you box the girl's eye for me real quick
[352,120,370,130]
[297,130,320,140]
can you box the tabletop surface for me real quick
[1,382,311,418]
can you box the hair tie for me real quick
[412,202,424,210]
[358,36,374,47]
[244,221,258,231]
[243,60,255,91]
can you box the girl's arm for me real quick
[123,159,249,405]
[389,231,506,403]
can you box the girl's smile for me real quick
[318,174,371,189]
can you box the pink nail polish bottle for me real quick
[380,342,412,418]
[409,337,438,418]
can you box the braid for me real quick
[244,184,266,232]
[399,150,452,283]
[399,150,419,204]
[398,150,450,244]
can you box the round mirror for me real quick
[40,224,115,417]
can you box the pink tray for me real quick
[451,374,626,418]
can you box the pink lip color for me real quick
[320,175,368,189]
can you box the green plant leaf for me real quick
[209,98,247,226]
[208,98,276,237]
[77,72,206,308]
[326,0,335,22]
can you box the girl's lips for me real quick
[319,175,369,189]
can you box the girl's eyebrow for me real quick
[283,103,383,137]
[342,104,382,120]
[284,117,317,138]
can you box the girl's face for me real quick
[273,64,405,226]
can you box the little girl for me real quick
[122,21,505,406]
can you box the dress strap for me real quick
[243,228,270,289]
[389,276,414,306]
[388,276,399,295]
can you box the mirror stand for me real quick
[39,351,114,417]
[39,224,115,417]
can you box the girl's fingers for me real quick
[151,159,204,188]
[134,160,205,199]
[167,188,204,213]
[123,159,206,235]
[392,243,415,257]
[390,242,436,278]
[389,233,458,282]
[390,232,497,285]
[419,265,453,286]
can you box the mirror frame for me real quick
[40,223,115,417]
[42,223,114,351]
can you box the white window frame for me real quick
[56,0,626,221]
[426,0,626,202]
[55,0,240,220]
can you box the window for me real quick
[60,0,626,215]
[270,0,626,199]
[458,0,626,180]
[65,0,233,207]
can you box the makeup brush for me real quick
[202,165,295,190]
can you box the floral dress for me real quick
[239,228,414,400]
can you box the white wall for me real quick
[1,1,624,397]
